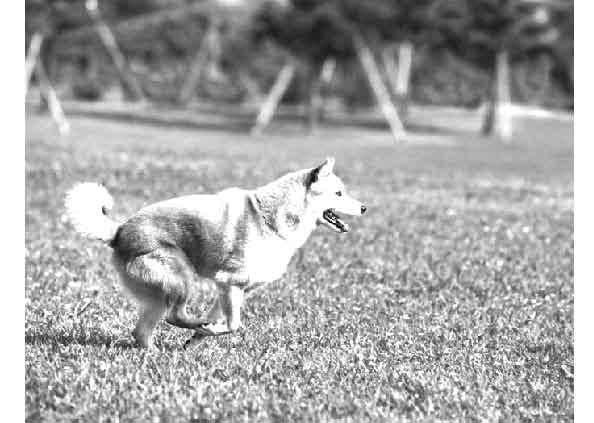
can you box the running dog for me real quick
[64,157,366,348]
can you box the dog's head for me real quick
[306,157,366,233]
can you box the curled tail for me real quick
[64,182,119,242]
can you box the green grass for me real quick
[25,112,573,422]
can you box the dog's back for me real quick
[111,189,254,279]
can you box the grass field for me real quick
[25,111,573,422]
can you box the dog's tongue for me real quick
[336,219,349,232]
[323,209,349,232]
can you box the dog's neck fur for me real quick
[251,169,317,243]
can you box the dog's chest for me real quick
[242,238,295,283]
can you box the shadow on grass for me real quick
[62,104,470,139]
[65,108,251,133]
[25,331,138,349]
[404,122,470,138]
[25,330,184,351]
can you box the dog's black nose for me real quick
[361,205,367,214]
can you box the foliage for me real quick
[251,0,437,66]
[26,112,573,422]
[71,78,104,101]
[26,0,176,37]
[25,0,573,108]
[432,0,571,68]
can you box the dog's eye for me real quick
[335,191,342,197]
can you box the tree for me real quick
[85,0,145,101]
[25,0,75,135]
[433,0,569,141]
[251,0,438,140]
[546,1,573,107]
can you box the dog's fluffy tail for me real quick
[64,182,119,242]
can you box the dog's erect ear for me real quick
[320,157,335,175]
[308,157,335,186]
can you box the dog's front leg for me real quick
[184,285,244,348]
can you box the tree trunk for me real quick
[308,71,322,134]
[395,41,413,117]
[354,35,406,143]
[307,58,335,133]
[482,49,512,143]
[55,1,218,47]
[319,57,336,122]
[178,23,219,104]
[381,45,398,89]
[238,72,262,104]
[251,62,296,135]
[25,33,44,94]
[382,41,414,116]
[86,0,144,101]
[383,42,413,118]
[515,54,553,107]
[534,54,553,106]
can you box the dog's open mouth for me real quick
[323,209,349,233]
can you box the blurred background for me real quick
[25,3,574,420]
[25,0,573,140]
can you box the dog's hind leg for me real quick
[113,248,198,347]
[133,298,168,348]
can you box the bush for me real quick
[71,79,103,101]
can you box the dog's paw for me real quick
[183,333,207,349]
[194,323,215,336]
